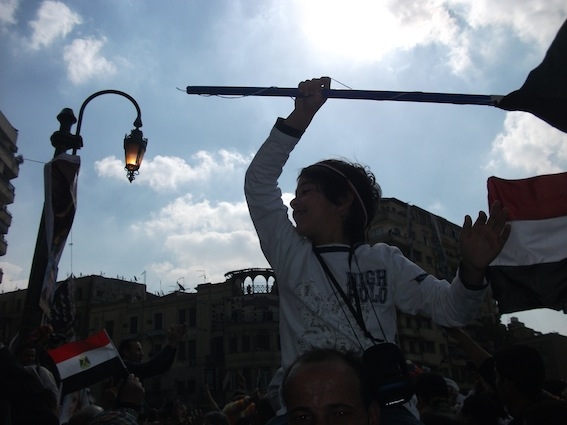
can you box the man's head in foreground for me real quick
[282,348,379,425]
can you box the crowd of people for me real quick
[3,326,567,425]
[2,76,567,424]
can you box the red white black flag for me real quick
[488,172,567,314]
[48,330,127,395]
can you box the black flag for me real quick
[498,18,567,133]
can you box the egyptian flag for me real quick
[48,330,127,395]
[487,172,567,314]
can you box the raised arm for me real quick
[283,76,331,132]
[459,200,511,287]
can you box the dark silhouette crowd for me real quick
[2,323,566,425]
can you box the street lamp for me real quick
[19,90,149,344]
[50,89,148,182]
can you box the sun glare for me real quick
[295,0,461,64]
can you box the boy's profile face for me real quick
[291,177,349,245]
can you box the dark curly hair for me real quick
[299,159,381,244]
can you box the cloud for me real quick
[63,37,117,84]
[94,150,252,191]
[0,0,18,27]
[127,189,298,289]
[461,0,567,48]
[27,0,81,50]
[135,195,269,286]
[485,112,567,175]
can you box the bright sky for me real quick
[0,0,566,336]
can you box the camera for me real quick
[362,343,415,406]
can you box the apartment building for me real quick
[0,110,22,278]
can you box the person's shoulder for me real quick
[363,242,403,256]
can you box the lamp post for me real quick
[51,89,148,182]
[19,90,148,344]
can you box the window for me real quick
[178,309,186,324]
[154,312,163,330]
[178,341,187,361]
[188,339,196,366]
[256,333,270,351]
[421,341,436,354]
[417,318,432,329]
[129,316,138,334]
[105,321,115,338]
[229,337,238,353]
[210,336,224,359]
[413,250,422,262]
[189,307,197,327]
[242,335,251,352]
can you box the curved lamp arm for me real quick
[75,89,143,137]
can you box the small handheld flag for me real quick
[48,330,127,395]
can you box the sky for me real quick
[0,0,566,336]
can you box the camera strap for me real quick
[313,246,382,344]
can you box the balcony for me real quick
[0,176,14,205]
[0,149,20,180]
[0,237,7,256]
[0,208,11,229]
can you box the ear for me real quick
[367,400,380,425]
[337,190,355,217]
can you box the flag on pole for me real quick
[498,17,567,134]
[48,330,127,395]
[487,172,567,314]
[39,153,80,317]
[49,275,77,341]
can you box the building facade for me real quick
[0,270,280,408]
[0,110,22,281]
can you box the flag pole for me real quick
[186,86,504,106]
[186,17,567,134]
